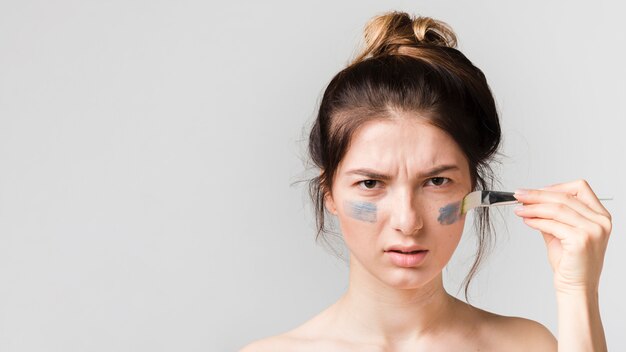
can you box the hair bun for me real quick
[351,11,458,65]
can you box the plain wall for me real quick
[0,0,623,351]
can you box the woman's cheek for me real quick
[338,200,381,253]
[437,199,463,225]
[343,200,378,223]
[437,206,466,264]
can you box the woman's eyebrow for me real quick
[345,169,392,180]
[420,165,460,177]
[345,165,459,180]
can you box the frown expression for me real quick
[324,115,472,288]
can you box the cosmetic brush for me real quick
[460,190,518,214]
[460,190,614,214]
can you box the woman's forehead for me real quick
[339,118,467,172]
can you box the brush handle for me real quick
[488,193,612,205]
[485,191,518,205]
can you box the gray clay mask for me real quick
[344,200,377,223]
[437,200,462,225]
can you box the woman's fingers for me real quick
[514,188,612,237]
[539,179,611,218]
[521,217,579,243]
[514,203,604,241]
[518,211,608,253]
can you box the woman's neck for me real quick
[330,256,460,346]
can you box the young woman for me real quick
[242,11,611,351]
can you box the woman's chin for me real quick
[379,270,437,290]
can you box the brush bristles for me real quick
[461,191,484,214]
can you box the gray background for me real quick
[0,0,624,351]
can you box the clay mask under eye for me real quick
[437,200,462,225]
[344,200,377,223]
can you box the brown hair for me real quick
[307,11,502,299]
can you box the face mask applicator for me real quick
[438,191,523,225]
[460,190,519,213]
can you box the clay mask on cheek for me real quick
[437,200,462,225]
[344,200,377,223]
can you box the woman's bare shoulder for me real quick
[238,334,306,352]
[467,305,557,351]
[239,307,343,352]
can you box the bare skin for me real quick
[241,273,556,352]
[241,113,609,351]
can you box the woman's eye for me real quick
[358,180,380,190]
[427,177,450,187]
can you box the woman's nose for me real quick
[390,188,424,236]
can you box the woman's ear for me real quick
[324,191,338,215]
[320,171,338,215]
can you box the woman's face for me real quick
[325,115,472,289]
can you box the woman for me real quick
[242,11,611,351]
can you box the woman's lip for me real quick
[385,245,427,252]
[385,250,429,267]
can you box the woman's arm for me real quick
[556,289,606,352]
[513,179,611,352]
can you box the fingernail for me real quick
[514,205,524,212]
[514,189,529,196]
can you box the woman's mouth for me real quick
[389,250,424,254]
[385,250,429,267]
